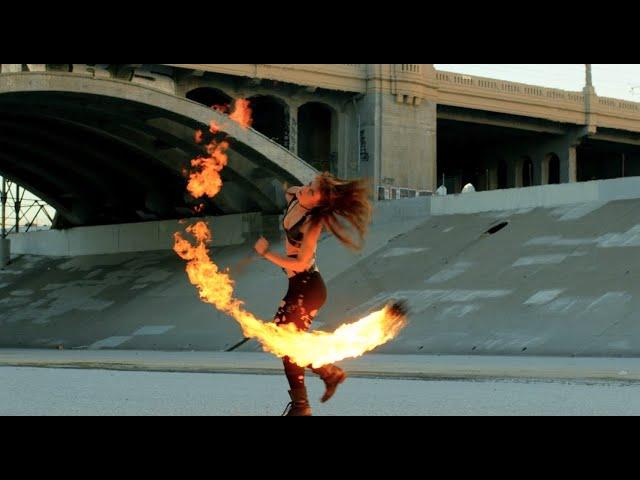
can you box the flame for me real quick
[228,98,252,128]
[174,97,407,368]
[186,139,229,199]
[174,223,406,367]
[209,121,220,134]
[213,104,229,114]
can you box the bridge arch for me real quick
[515,156,534,187]
[0,72,316,227]
[543,153,561,184]
[497,159,508,189]
[247,94,290,149]
[297,101,338,174]
[186,86,233,109]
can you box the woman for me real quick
[253,172,372,416]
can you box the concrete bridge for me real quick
[0,67,316,228]
[1,63,640,230]
[3,64,640,363]
[164,64,640,196]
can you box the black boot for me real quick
[282,387,312,416]
[317,365,347,403]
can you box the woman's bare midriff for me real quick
[282,190,318,278]
[284,240,302,278]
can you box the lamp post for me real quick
[1,177,6,239]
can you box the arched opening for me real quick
[547,153,560,184]
[522,156,533,187]
[298,102,335,173]
[248,95,289,149]
[0,176,56,233]
[497,159,508,189]
[186,87,232,109]
[576,141,639,182]
[0,75,317,227]
[623,153,640,177]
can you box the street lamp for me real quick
[585,64,592,88]
[1,177,6,239]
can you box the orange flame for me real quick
[213,104,229,114]
[174,97,407,368]
[186,139,229,199]
[228,98,252,129]
[209,121,220,134]
[174,223,406,367]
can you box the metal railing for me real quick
[1,178,55,237]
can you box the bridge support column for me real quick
[336,109,350,178]
[360,91,437,198]
[288,104,298,156]
[567,145,577,183]
[532,154,544,185]
[558,140,580,183]
[0,238,9,267]
[508,156,520,189]
[1,64,22,73]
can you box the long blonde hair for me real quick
[308,172,372,251]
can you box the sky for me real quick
[0,178,55,232]
[3,64,640,229]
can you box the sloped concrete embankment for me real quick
[0,198,428,351]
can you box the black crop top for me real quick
[283,197,312,248]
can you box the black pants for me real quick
[274,270,334,389]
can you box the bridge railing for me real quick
[436,70,585,105]
[594,95,640,131]
[5,64,640,131]
[163,63,368,92]
[435,69,587,124]
[597,96,640,114]
[435,69,640,130]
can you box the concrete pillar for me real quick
[1,64,23,73]
[559,148,575,183]
[25,64,46,72]
[329,109,340,176]
[0,238,9,267]
[288,104,298,156]
[511,156,521,188]
[359,92,382,195]
[337,110,350,178]
[568,145,577,182]
[360,91,437,195]
[531,155,542,186]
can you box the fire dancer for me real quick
[253,172,372,416]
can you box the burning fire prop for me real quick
[173,99,408,368]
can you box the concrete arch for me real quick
[497,159,508,189]
[542,152,561,185]
[247,94,291,149]
[0,72,317,227]
[297,101,339,174]
[186,86,233,109]
[515,155,534,187]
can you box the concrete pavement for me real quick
[2,349,640,383]
[3,365,640,415]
